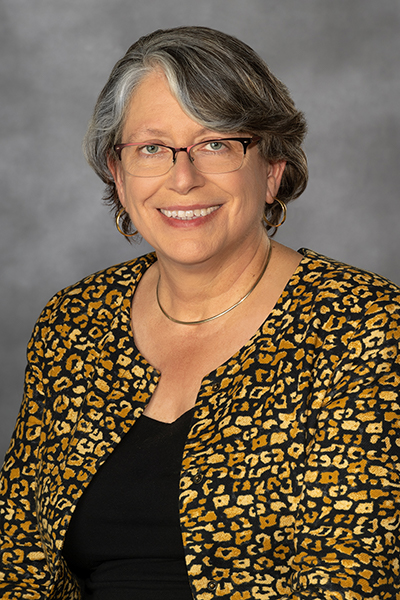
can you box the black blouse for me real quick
[63,408,195,600]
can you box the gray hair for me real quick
[83,26,308,236]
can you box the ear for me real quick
[266,160,286,205]
[107,155,127,208]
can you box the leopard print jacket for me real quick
[1,248,399,599]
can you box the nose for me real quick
[172,147,194,165]
[167,147,203,193]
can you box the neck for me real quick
[155,234,271,324]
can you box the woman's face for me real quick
[109,70,285,268]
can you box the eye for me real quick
[207,141,225,151]
[142,144,161,155]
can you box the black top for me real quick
[63,408,195,600]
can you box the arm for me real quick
[0,316,80,599]
[288,306,400,598]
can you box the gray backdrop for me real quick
[1,0,399,460]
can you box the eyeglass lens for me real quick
[121,139,246,176]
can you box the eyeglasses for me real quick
[113,137,261,177]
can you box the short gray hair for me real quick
[83,26,308,236]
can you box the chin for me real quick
[158,242,220,266]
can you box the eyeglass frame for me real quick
[113,136,262,176]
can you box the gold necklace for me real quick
[156,242,272,325]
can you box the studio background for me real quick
[1,0,399,460]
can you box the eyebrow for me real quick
[126,126,214,142]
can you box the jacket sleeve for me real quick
[0,313,80,599]
[287,304,400,598]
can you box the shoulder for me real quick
[296,248,400,303]
[32,252,157,340]
[291,249,400,345]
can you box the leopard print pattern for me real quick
[0,249,399,599]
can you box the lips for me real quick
[159,205,220,220]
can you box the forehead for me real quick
[121,70,214,142]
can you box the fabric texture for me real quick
[0,248,399,599]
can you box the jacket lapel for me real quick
[36,255,161,573]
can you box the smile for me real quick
[159,206,220,220]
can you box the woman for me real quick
[1,26,399,600]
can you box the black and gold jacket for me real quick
[1,249,400,599]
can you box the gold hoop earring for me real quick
[116,208,138,237]
[263,198,287,228]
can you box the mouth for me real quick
[159,205,220,221]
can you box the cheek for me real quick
[237,171,268,207]
[113,168,128,207]
[238,157,269,193]
[121,179,161,212]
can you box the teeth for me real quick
[160,206,219,220]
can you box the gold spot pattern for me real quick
[1,249,399,599]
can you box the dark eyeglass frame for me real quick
[113,136,261,166]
